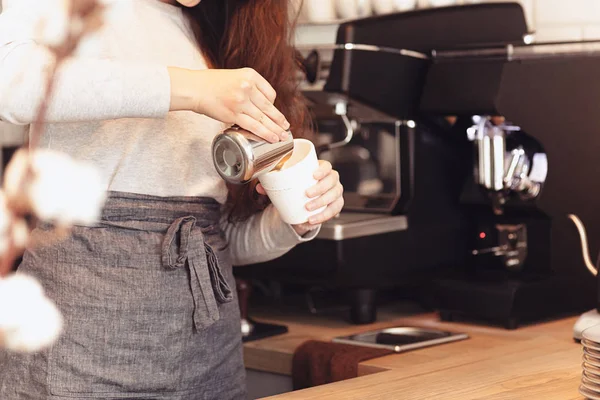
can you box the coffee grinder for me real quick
[423,37,600,329]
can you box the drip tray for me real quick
[332,327,469,352]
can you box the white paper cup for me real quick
[335,0,359,19]
[304,0,337,23]
[258,139,326,225]
[372,0,395,14]
[393,0,417,12]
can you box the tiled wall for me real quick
[0,123,26,177]
[1,1,599,45]
[0,0,26,172]
[295,0,600,46]
[483,0,600,42]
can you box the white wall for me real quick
[0,2,27,171]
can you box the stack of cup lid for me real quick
[581,325,600,399]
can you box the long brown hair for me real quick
[182,0,310,221]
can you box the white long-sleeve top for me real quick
[0,0,318,265]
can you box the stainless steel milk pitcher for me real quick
[212,125,294,184]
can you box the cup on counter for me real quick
[371,0,395,14]
[427,0,457,7]
[356,0,373,17]
[335,0,373,19]
[289,0,307,22]
[335,0,359,19]
[393,0,417,11]
[258,139,325,225]
[304,0,337,23]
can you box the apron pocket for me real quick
[48,299,189,398]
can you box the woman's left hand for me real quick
[256,160,344,235]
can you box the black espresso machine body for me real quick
[234,4,544,325]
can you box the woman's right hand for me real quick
[168,67,290,143]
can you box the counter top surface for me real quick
[243,306,588,399]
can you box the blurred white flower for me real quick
[10,219,30,250]
[4,149,106,226]
[0,192,30,255]
[33,0,72,47]
[0,274,63,352]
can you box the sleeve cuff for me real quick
[264,205,321,247]
[285,222,321,242]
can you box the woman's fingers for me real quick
[250,86,290,134]
[235,114,280,143]
[236,69,289,140]
[247,68,277,103]
[313,160,333,180]
[243,99,288,140]
[306,183,343,212]
[308,196,344,225]
[306,169,339,198]
[255,183,266,195]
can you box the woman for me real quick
[0,0,344,398]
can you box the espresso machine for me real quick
[235,3,599,329]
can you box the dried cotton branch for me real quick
[0,0,111,352]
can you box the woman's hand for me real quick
[256,160,344,236]
[168,67,290,143]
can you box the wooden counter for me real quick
[243,306,588,399]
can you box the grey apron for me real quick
[0,192,246,400]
